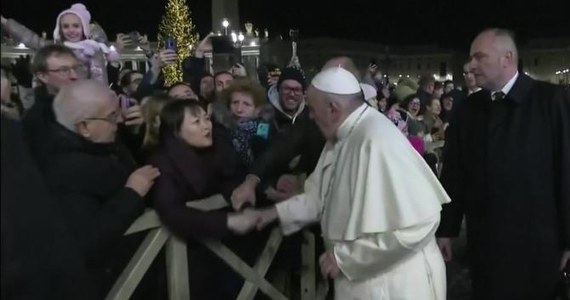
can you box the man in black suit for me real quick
[1,116,95,299]
[436,28,570,300]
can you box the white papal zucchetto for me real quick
[311,67,362,95]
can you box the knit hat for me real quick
[277,67,306,91]
[53,3,91,42]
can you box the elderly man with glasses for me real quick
[38,79,160,297]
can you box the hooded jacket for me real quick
[266,84,307,132]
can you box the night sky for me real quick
[2,0,569,50]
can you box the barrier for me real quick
[106,200,316,300]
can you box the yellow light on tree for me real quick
[158,0,198,86]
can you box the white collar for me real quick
[468,87,482,95]
[336,104,368,141]
[492,71,518,100]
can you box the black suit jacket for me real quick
[39,122,146,294]
[1,117,95,299]
[437,74,570,299]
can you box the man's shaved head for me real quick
[467,28,519,91]
[478,28,519,62]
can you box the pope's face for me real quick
[307,87,337,140]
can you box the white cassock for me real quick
[275,104,451,300]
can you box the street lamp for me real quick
[238,32,244,43]
[222,18,229,35]
[230,31,237,43]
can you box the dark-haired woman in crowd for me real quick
[439,93,454,125]
[149,100,265,299]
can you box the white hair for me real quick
[325,91,364,113]
[53,79,113,131]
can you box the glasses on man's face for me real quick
[47,64,87,77]
[131,78,143,85]
[281,86,303,94]
[84,111,119,124]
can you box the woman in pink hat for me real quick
[1,3,119,84]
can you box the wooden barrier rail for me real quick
[106,201,316,300]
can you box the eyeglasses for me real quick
[46,64,87,76]
[281,86,303,94]
[84,111,119,124]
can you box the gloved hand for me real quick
[11,55,33,88]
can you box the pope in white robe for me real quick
[256,67,451,299]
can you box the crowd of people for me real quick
[1,3,569,300]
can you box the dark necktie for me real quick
[492,91,506,101]
[489,91,507,132]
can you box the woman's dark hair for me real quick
[441,93,454,101]
[119,71,143,88]
[167,81,192,94]
[214,71,233,82]
[434,81,443,90]
[158,99,207,141]
[401,94,420,111]
[385,96,399,112]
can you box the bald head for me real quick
[476,28,519,61]
[468,28,519,91]
[322,56,361,81]
[54,79,117,132]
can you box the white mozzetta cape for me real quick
[277,104,451,241]
[323,104,450,240]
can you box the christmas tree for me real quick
[158,0,198,86]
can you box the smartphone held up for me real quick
[165,37,177,51]
[119,94,136,119]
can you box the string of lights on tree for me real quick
[158,0,198,86]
